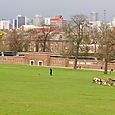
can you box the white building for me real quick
[19,25,37,31]
[33,15,44,27]
[0,20,10,30]
[89,21,102,28]
[90,12,98,22]
[111,17,115,27]
[44,18,51,25]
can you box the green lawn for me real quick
[0,64,115,115]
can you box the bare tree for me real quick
[21,30,32,52]
[65,14,89,69]
[90,27,99,54]
[98,24,115,74]
[39,25,54,52]
[26,29,38,52]
[32,26,56,52]
[0,31,7,51]
[7,29,23,52]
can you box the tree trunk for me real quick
[104,58,108,74]
[74,56,78,69]
[43,42,46,52]
[36,43,38,52]
[74,46,79,69]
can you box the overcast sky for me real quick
[0,0,115,21]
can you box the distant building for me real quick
[12,19,17,29]
[17,15,26,28]
[0,20,10,30]
[19,25,37,31]
[89,21,102,28]
[111,17,115,27]
[50,15,67,32]
[45,18,51,25]
[50,15,63,28]
[90,12,98,21]
[26,18,33,25]
[33,15,44,27]
[13,15,26,29]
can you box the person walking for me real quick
[50,68,53,76]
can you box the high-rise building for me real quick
[12,19,17,29]
[44,18,50,25]
[90,12,98,21]
[112,17,115,27]
[17,15,26,28]
[0,20,10,30]
[26,18,33,25]
[33,15,44,27]
[13,15,26,29]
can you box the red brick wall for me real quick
[50,57,68,67]
[25,52,50,66]
[0,56,25,64]
[67,59,115,70]
[0,53,115,71]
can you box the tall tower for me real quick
[12,19,17,29]
[33,15,44,27]
[90,12,98,21]
[17,15,26,28]
[103,10,106,22]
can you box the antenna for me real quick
[104,10,106,22]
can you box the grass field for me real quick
[0,64,115,115]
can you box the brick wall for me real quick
[0,56,25,64]
[50,57,68,67]
[25,52,50,66]
[0,52,115,71]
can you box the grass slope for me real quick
[0,64,115,115]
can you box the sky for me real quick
[0,0,115,21]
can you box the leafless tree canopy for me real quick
[98,24,115,74]
[65,14,89,69]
